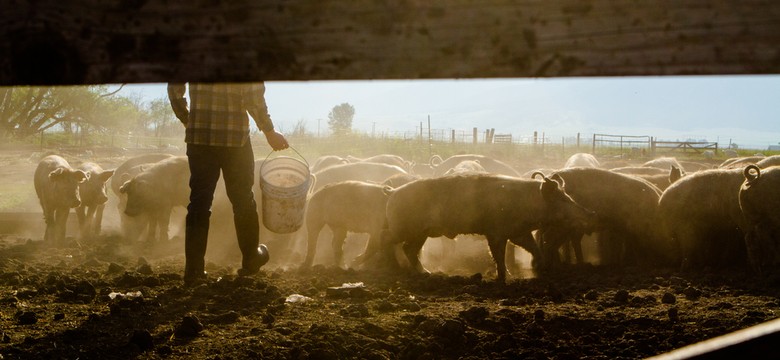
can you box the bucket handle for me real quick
[259,145,309,175]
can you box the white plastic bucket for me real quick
[259,149,311,233]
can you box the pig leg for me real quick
[330,227,348,268]
[158,207,172,242]
[42,207,55,243]
[302,220,324,268]
[351,230,381,268]
[485,235,508,283]
[402,235,429,274]
[509,232,542,269]
[92,204,105,236]
[54,207,70,246]
[76,205,88,238]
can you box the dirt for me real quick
[1,233,779,360]
[2,149,779,359]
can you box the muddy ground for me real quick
[2,149,780,359]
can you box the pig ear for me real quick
[49,168,65,180]
[119,180,131,194]
[669,166,683,183]
[74,170,89,183]
[549,173,565,188]
[99,169,115,182]
[539,175,563,196]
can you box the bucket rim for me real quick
[260,146,309,174]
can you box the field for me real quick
[1,142,779,359]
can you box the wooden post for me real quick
[451,129,455,143]
[473,127,478,144]
[577,132,581,150]
[592,134,597,155]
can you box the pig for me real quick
[347,154,411,171]
[756,155,780,168]
[563,153,600,168]
[610,166,669,176]
[539,168,663,268]
[643,157,685,173]
[381,173,421,188]
[739,165,780,274]
[34,155,88,245]
[75,162,115,239]
[310,155,348,173]
[383,173,594,283]
[657,168,748,269]
[119,156,190,242]
[310,162,407,193]
[111,153,175,242]
[432,154,520,177]
[442,159,487,176]
[302,181,393,269]
[719,155,764,169]
[612,166,684,191]
[409,155,443,178]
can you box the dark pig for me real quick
[383,174,594,283]
[34,155,88,244]
[739,165,780,274]
[541,168,663,268]
[119,156,190,242]
[76,162,114,238]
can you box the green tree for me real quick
[0,85,145,139]
[147,98,179,137]
[327,103,354,136]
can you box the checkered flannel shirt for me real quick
[167,82,275,147]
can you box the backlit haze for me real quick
[116,76,780,150]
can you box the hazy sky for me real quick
[117,75,780,149]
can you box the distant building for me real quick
[768,145,780,151]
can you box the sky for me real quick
[115,75,780,150]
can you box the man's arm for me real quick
[243,83,289,151]
[243,83,275,133]
[167,83,189,125]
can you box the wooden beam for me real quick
[649,317,780,360]
[1,0,779,85]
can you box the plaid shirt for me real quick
[167,82,275,147]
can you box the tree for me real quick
[0,85,145,139]
[327,103,354,136]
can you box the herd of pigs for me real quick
[31,150,780,282]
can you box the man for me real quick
[168,82,289,285]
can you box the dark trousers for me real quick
[185,141,260,274]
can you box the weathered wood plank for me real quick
[1,0,779,85]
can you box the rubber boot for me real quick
[234,201,268,276]
[184,211,210,286]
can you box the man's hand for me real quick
[264,130,289,151]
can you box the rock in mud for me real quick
[175,315,204,337]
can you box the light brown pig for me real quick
[658,168,748,269]
[383,174,594,283]
[34,155,88,245]
[75,162,114,239]
[310,162,407,193]
[302,181,393,269]
[119,156,190,242]
[111,153,175,242]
